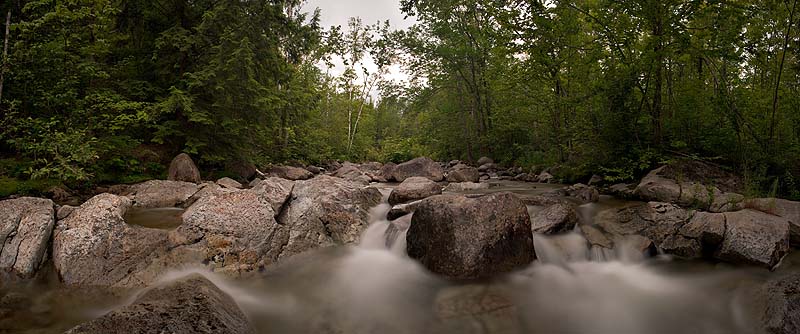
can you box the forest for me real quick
[0,0,799,200]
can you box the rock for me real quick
[377,162,398,182]
[388,201,422,221]
[446,164,480,183]
[333,163,372,185]
[216,177,243,189]
[565,184,600,203]
[360,162,383,171]
[635,166,682,203]
[715,209,790,269]
[444,182,490,192]
[745,198,800,247]
[607,183,636,199]
[388,177,443,205]
[392,157,445,182]
[181,182,235,208]
[579,224,613,248]
[477,163,497,172]
[172,189,279,272]
[406,193,534,280]
[0,197,55,278]
[758,273,800,334]
[250,177,294,215]
[433,284,518,334]
[635,162,744,211]
[56,205,77,220]
[537,172,554,183]
[65,274,255,334]
[531,203,578,235]
[476,157,494,166]
[128,180,199,209]
[588,175,604,186]
[168,153,202,183]
[267,165,313,181]
[226,160,257,181]
[306,165,322,174]
[53,194,169,287]
[272,176,382,260]
[679,211,726,249]
[519,195,570,207]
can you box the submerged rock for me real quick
[388,177,443,205]
[168,153,202,183]
[53,194,169,287]
[65,274,255,334]
[392,157,444,182]
[406,193,534,280]
[0,197,55,278]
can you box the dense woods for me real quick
[0,0,799,199]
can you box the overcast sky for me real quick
[303,0,416,30]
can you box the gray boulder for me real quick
[377,162,398,182]
[333,163,372,184]
[476,157,494,166]
[537,172,554,183]
[53,194,169,287]
[446,164,480,183]
[406,193,534,280]
[250,177,294,215]
[744,198,800,247]
[715,209,790,269]
[531,203,578,235]
[0,197,55,278]
[168,153,202,183]
[635,163,744,212]
[758,273,800,334]
[65,274,255,334]
[392,157,445,182]
[272,176,382,260]
[388,177,443,205]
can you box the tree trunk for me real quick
[769,0,798,147]
[651,5,665,147]
[0,10,11,103]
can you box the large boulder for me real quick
[744,198,800,247]
[406,193,534,280]
[267,165,313,181]
[388,177,443,205]
[530,203,578,235]
[128,180,199,208]
[333,162,372,184]
[377,162,398,182]
[272,176,382,260]
[0,197,55,278]
[446,164,480,183]
[65,274,255,334]
[53,194,169,287]
[392,157,445,182]
[715,209,790,269]
[171,189,280,273]
[476,157,494,166]
[250,177,294,215]
[168,153,202,183]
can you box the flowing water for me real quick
[1,181,796,333]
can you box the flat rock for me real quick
[128,180,199,209]
[745,198,800,247]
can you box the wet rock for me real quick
[758,273,800,334]
[406,193,534,280]
[216,177,243,189]
[172,189,279,272]
[250,177,294,215]
[168,153,202,183]
[444,182,490,192]
[388,177,443,205]
[392,157,445,182]
[476,157,494,166]
[388,201,422,221]
[579,224,613,248]
[446,164,480,183]
[267,165,313,181]
[53,194,169,287]
[0,197,55,278]
[272,176,382,260]
[531,203,579,235]
[744,198,800,247]
[128,180,199,208]
[607,183,636,199]
[433,284,518,334]
[65,274,255,334]
[715,209,789,269]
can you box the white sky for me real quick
[302,0,417,95]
